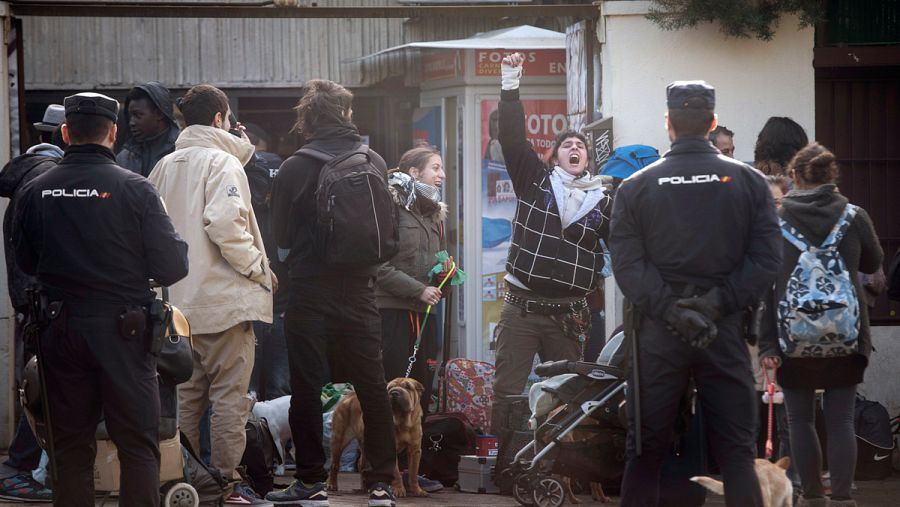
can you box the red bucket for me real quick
[476,434,498,457]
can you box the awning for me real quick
[358,25,566,60]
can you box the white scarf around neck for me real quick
[549,166,607,228]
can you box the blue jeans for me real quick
[3,312,42,474]
[3,414,42,474]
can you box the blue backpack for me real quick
[600,145,660,180]
[778,204,860,358]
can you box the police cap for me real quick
[666,80,715,110]
[64,92,119,122]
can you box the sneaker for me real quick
[367,482,396,507]
[0,473,54,502]
[227,483,274,506]
[401,471,443,493]
[265,480,329,507]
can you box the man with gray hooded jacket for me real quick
[117,81,180,177]
[149,84,276,505]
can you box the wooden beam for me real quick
[10,2,600,19]
[814,47,900,68]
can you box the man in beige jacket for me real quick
[149,84,275,504]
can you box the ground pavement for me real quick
[1,470,899,506]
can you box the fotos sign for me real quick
[474,49,566,77]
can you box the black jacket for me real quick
[609,136,782,320]
[117,81,180,177]
[271,126,383,279]
[0,148,60,308]
[244,152,289,313]
[14,144,189,304]
[499,89,613,298]
[758,184,882,388]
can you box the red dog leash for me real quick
[763,365,777,459]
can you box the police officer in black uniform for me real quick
[609,81,782,507]
[13,92,189,507]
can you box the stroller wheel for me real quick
[164,482,199,507]
[532,476,565,507]
[512,474,535,506]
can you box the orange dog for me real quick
[327,377,427,497]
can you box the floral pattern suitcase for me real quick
[442,358,495,433]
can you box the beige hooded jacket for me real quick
[149,125,273,334]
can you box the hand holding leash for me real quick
[406,260,458,378]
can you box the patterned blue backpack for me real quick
[778,204,860,358]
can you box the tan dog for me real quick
[560,477,609,504]
[691,457,792,507]
[544,405,611,504]
[327,377,427,497]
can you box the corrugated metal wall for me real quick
[23,1,566,90]
[24,0,404,90]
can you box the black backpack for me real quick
[419,412,477,487]
[240,414,277,496]
[854,395,895,480]
[298,145,399,266]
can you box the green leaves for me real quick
[647,0,825,41]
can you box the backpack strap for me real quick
[297,144,371,166]
[296,146,335,163]
[821,204,859,249]
[779,218,813,252]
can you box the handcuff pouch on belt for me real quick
[119,305,148,341]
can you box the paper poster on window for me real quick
[412,106,442,151]
[479,98,567,360]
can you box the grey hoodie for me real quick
[759,184,883,388]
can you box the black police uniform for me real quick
[609,82,782,507]
[13,93,189,507]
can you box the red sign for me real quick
[475,49,566,77]
[423,51,461,81]
[481,98,568,163]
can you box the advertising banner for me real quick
[423,50,462,82]
[474,49,566,77]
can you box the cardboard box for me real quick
[160,431,183,482]
[93,439,120,492]
[458,455,499,494]
[94,430,182,491]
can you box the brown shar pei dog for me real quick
[327,377,427,497]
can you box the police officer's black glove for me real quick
[664,303,718,349]
[676,287,725,322]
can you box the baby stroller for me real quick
[503,332,629,507]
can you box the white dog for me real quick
[251,395,292,475]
